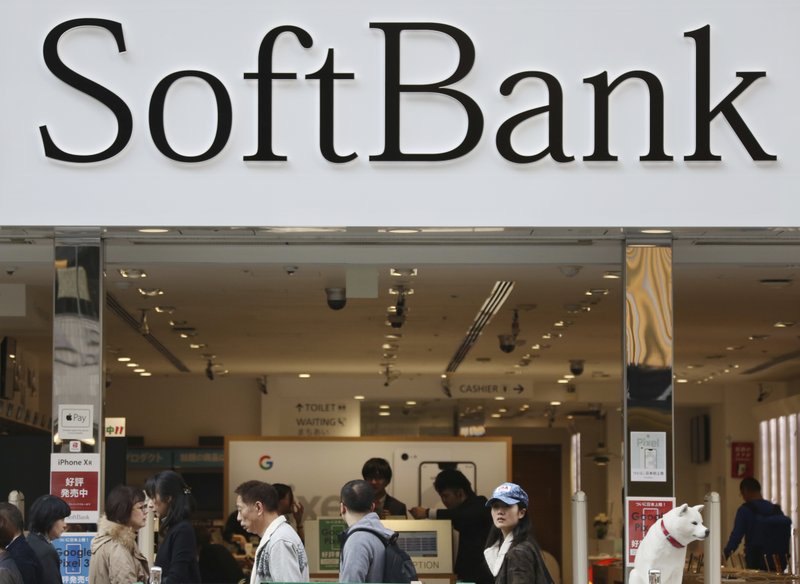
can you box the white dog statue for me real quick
[629,504,709,584]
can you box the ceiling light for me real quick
[379,405,390,409]
[748,334,770,341]
[133,368,145,373]
[585,289,609,296]
[498,408,507,413]
[774,321,796,328]
[385,334,402,340]
[676,379,688,383]
[189,343,207,349]
[550,401,562,406]
[154,306,176,314]
[382,343,399,350]
[118,268,147,279]
[139,372,152,377]
[390,268,418,277]
[491,413,501,418]
[405,401,417,406]
[170,320,188,327]
[557,379,569,384]
[759,278,793,288]
[389,287,414,295]
[117,357,131,362]
[260,227,347,233]
[628,243,657,248]
[137,288,164,297]
[530,344,540,350]
[494,396,505,401]
[387,229,420,234]
[298,373,311,378]
[564,374,575,379]
[137,228,170,233]
[126,363,139,368]
[726,346,744,351]
[554,321,565,327]
[378,411,391,416]
[354,395,365,400]
[640,229,672,234]
[603,271,621,279]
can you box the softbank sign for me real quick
[0,0,798,227]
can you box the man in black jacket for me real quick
[410,470,493,584]
[0,504,41,584]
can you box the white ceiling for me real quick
[1,227,799,423]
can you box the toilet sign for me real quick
[280,399,360,437]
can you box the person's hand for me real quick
[409,506,428,519]
[292,500,305,525]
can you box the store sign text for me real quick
[40,20,776,164]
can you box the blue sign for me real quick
[53,532,95,584]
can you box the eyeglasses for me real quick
[134,503,148,512]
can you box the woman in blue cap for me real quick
[483,482,555,584]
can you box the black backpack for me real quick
[343,527,419,583]
[746,501,792,569]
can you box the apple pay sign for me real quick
[58,405,94,440]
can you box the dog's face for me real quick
[664,504,709,545]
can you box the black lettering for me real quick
[244,26,313,162]
[370,22,483,161]
[149,71,232,162]
[39,19,132,163]
[496,71,574,163]
[684,25,776,161]
[306,49,357,163]
[583,71,671,162]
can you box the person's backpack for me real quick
[746,501,792,569]
[344,527,418,583]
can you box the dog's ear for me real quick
[693,504,704,514]
[677,503,689,515]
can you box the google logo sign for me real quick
[259,455,273,470]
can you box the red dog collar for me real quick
[661,520,685,549]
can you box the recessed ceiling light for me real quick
[405,401,417,406]
[759,278,793,288]
[490,413,501,418]
[494,396,505,401]
[550,401,562,406]
[118,268,147,279]
[298,373,311,378]
[603,271,621,279]
[137,288,164,297]
[379,405,390,409]
[117,357,131,362]
[390,268,418,277]
[387,229,420,234]
[440,374,447,379]
[628,244,657,248]
[154,306,176,314]
[126,363,139,368]
[260,227,347,233]
[385,334,402,340]
[139,372,152,377]
[137,228,170,233]
[530,344,540,350]
[378,411,391,416]
[354,395,365,400]
[748,334,770,341]
[640,229,672,234]
[189,343,207,349]
[774,321,796,328]
[498,408,507,413]
[726,346,744,351]
[557,379,569,384]
[564,374,575,380]
[676,379,688,383]
[389,287,414,295]
[133,368,146,373]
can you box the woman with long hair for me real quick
[145,471,201,584]
[89,485,150,584]
[26,495,71,584]
[483,483,554,584]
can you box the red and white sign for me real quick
[50,454,100,523]
[731,442,754,478]
[626,497,675,564]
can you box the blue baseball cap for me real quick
[487,482,529,507]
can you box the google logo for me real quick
[259,455,273,470]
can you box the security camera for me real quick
[569,359,585,376]
[498,334,516,354]
[387,313,405,328]
[284,265,298,276]
[325,287,347,310]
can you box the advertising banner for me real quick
[731,442,754,478]
[50,453,100,523]
[52,533,95,584]
[625,497,674,564]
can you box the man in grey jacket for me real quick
[339,480,395,583]
[235,480,309,584]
